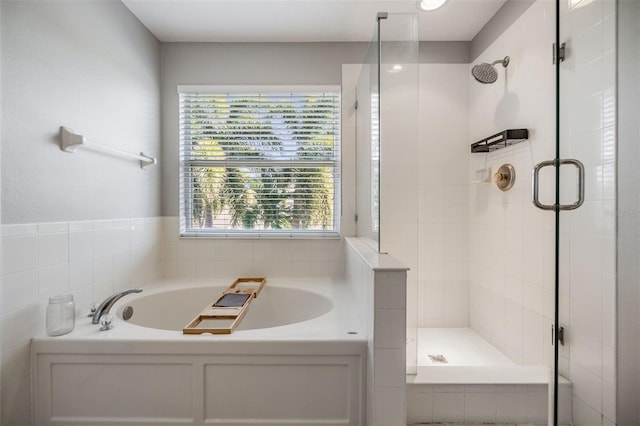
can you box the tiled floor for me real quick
[407,423,553,426]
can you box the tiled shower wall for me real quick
[417,63,470,328]
[468,0,556,368]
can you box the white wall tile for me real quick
[112,225,131,253]
[70,285,93,317]
[407,387,433,423]
[570,361,603,413]
[69,258,92,291]
[38,222,69,234]
[68,221,92,232]
[465,391,496,423]
[573,395,603,426]
[92,278,115,304]
[69,230,93,261]
[37,232,68,267]
[1,270,37,316]
[496,391,528,423]
[373,386,405,426]
[93,228,114,257]
[1,216,167,426]
[113,250,133,290]
[1,376,31,426]
[375,272,407,310]
[0,304,40,350]
[92,220,113,230]
[1,224,37,237]
[374,309,405,349]
[37,263,69,300]
[433,391,465,423]
[93,254,114,284]
[526,389,549,424]
[0,342,30,389]
[373,348,405,387]
[2,236,37,275]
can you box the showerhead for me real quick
[471,56,510,84]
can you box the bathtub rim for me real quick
[112,280,335,332]
[31,277,366,349]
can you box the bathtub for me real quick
[31,278,367,426]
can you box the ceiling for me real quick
[121,0,508,43]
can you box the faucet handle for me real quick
[99,314,113,331]
[87,303,97,317]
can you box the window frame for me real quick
[178,85,342,239]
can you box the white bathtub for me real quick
[32,278,367,426]
[117,284,334,332]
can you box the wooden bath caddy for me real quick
[183,277,266,335]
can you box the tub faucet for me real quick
[91,288,143,324]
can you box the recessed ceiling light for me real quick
[418,0,448,11]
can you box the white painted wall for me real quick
[160,42,367,219]
[0,1,162,423]
[1,0,161,224]
[158,43,367,281]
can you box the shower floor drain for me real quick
[427,354,448,364]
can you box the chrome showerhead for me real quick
[471,56,510,84]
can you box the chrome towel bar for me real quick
[60,126,157,169]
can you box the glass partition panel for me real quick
[355,11,419,375]
[355,21,380,248]
[379,13,419,375]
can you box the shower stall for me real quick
[355,0,637,424]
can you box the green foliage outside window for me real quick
[181,92,339,233]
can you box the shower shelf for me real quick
[470,129,529,153]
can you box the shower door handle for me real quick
[532,159,585,211]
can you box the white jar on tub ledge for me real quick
[46,294,75,336]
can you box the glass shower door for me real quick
[550,0,618,424]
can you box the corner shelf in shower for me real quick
[470,129,529,153]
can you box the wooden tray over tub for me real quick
[182,277,266,335]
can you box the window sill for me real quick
[179,232,342,240]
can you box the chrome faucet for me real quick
[91,288,143,324]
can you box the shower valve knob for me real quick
[494,164,516,191]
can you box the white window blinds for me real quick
[178,86,341,237]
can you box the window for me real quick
[179,86,341,237]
